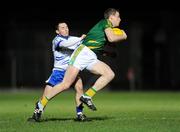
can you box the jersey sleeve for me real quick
[59,36,81,48]
[52,37,63,49]
[52,36,82,51]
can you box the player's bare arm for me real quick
[80,34,86,39]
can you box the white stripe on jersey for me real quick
[52,35,82,70]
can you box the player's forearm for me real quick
[115,34,127,42]
[109,29,127,42]
[108,34,127,42]
[105,28,127,42]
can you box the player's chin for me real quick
[117,22,120,27]
[114,24,119,28]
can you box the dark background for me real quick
[0,1,180,91]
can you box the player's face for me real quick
[57,23,69,36]
[110,12,121,27]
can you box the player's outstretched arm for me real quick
[60,34,86,48]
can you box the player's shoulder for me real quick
[96,19,112,28]
[53,35,68,42]
[56,35,69,40]
[52,35,61,45]
[98,19,107,24]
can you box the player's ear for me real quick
[56,30,59,34]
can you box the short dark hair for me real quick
[104,8,119,19]
[55,21,68,30]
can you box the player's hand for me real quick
[121,30,127,40]
[80,34,86,40]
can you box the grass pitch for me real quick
[0,90,180,132]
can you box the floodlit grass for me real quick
[0,90,180,132]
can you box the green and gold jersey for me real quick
[82,19,113,53]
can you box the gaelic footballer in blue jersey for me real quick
[28,22,87,122]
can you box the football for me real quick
[112,28,123,35]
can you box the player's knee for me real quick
[110,71,115,80]
[105,70,115,81]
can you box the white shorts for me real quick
[69,44,99,71]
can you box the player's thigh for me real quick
[63,65,80,85]
[89,60,114,76]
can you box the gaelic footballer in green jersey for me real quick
[40,8,127,113]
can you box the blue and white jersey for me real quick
[52,35,82,71]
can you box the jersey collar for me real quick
[107,19,113,28]
[58,34,69,40]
